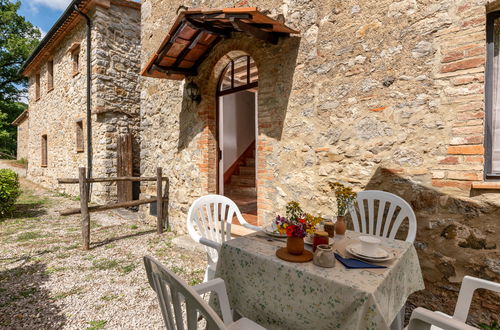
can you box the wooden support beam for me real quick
[79,167,90,250]
[185,19,229,37]
[229,18,279,45]
[156,167,164,234]
[151,64,196,76]
[60,197,159,216]
[171,29,203,69]
[58,176,168,184]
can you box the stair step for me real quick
[229,186,256,197]
[245,158,255,166]
[231,175,255,187]
[239,166,255,175]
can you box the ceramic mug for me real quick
[313,244,336,268]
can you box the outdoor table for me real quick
[214,230,424,330]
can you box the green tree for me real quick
[0,0,40,157]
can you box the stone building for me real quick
[139,0,499,323]
[20,0,141,202]
[11,109,29,161]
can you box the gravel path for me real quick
[0,179,206,329]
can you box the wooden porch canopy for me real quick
[141,8,299,80]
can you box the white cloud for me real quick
[29,0,73,11]
[37,26,47,38]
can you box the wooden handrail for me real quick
[58,176,168,184]
[60,197,166,216]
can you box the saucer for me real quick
[346,243,394,263]
[349,243,389,258]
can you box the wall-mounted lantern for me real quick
[186,82,201,103]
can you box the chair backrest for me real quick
[453,276,500,323]
[348,190,417,242]
[187,195,242,263]
[143,256,226,330]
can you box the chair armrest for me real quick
[241,223,261,232]
[199,237,222,252]
[453,276,500,322]
[193,278,233,325]
[408,308,477,330]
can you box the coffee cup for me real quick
[359,235,381,256]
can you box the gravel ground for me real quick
[0,179,206,329]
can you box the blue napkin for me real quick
[334,253,387,269]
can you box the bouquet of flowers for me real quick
[329,182,357,216]
[275,201,323,238]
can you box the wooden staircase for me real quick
[224,143,257,226]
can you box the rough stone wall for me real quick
[140,0,499,323]
[26,2,141,202]
[16,118,29,161]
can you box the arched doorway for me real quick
[216,55,258,220]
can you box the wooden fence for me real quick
[58,167,168,250]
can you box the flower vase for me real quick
[335,216,347,235]
[287,236,304,255]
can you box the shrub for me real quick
[0,169,21,217]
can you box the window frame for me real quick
[485,11,500,180]
[41,134,48,167]
[47,60,54,92]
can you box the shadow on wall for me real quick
[360,167,500,325]
[0,263,66,327]
[176,34,302,152]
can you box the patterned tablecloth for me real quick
[214,231,424,330]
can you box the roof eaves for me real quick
[12,110,29,126]
[19,0,88,76]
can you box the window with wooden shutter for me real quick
[76,121,84,152]
[35,73,41,100]
[72,47,80,76]
[41,135,47,167]
[47,60,54,91]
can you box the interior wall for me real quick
[221,91,256,172]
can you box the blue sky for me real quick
[19,0,73,37]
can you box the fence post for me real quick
[156,167,163,234]
[79,167,90,250]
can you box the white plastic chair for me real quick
[143,256,265,330]
[408,276,500,330]
[348,190,417,242]
[187,195,261,281]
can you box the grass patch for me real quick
[19,287,37,297]
[119,264,135,274]
[92,258,120,271]
[130,224,138,230]
[54,191,80,201]
[43,266,67,275]
[52,287,85,300]
[92,258,136,274]
[100,294,119,302]
[64,243,80,250]
[16,231,43,242]
[171,266,185,275]
[87,320,107,330]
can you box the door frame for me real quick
[215,55,258,195]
